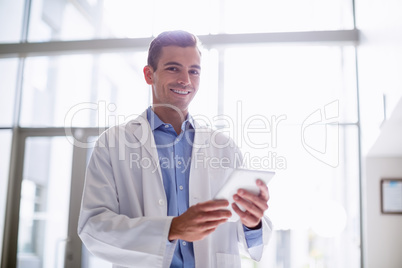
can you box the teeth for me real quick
[171,89,189,95]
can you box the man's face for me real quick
[144,45,201,115]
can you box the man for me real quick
[78,30,272,268]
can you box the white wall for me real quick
[363,99,402,267]
[364,157,402,268]
[355,0,402,267]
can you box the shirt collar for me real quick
[147,106,195,131]
[147,106,164,131]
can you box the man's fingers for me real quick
[234,180,269,211]
[233,194,264,218]
[196,199,230,211]
[256,179,270,201]
[187,200,232,224]
[193,209,232,223]
[236,190,268,212]
[169,200,233,242]
[201,218,229,230]
[232,179,270,223]
[232,203,259,226]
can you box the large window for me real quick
[0,0,360,267]
[18,49,219,128]
[19,53,148,127]
[0,130,13,263]
[219,45,360,267]
[0,0,25,43]
[23,0,354,42]
[0,58,18,127]
[18,137,73,268]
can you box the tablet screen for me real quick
[214,168,275,221]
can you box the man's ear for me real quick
[143,66,154,85]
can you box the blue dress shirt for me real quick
[147,107,262,268]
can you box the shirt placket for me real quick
[174,134,188,216]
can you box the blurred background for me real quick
[0,0,401,267]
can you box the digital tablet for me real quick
[214,168,275,221]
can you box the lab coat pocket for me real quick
[216,253,241,268]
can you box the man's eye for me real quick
[190,70,200,75]
[166,67,178,71]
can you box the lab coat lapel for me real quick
[192,121,210,155]
[130,111,168,216]
[131,111,162,182]
[191,124,215,268]
[189,124,211,206]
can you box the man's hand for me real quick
[232,179,269,229]
[168,200,231,242]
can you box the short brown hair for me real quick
[147,30,201,71]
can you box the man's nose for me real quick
[178,72,191,86]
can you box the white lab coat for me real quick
[78,110,272,268]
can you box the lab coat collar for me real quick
[130,109,210,155]
[146,106,196,132]
[128,110,162,181]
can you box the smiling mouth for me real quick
[171,89,190,95]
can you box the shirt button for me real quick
[182,241,187,246]
[158,199,164,205]
[164,125,169,128]
[177,161,182,165]
[179,185,184,190]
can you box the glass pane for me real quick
[27,0,354,42]
[221,45,360,266]
[0,58,18,127]
[151,0,215,36]
[189,48,219,124]
[28,0,96,42]
[0,129,13,262]
[0,0,25,43]
[20,52,149,127]
[222,0,354,34]
[254,125,360,267]
[223,45,357,124]
[28,0,216,41]
[17,136,73,268]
